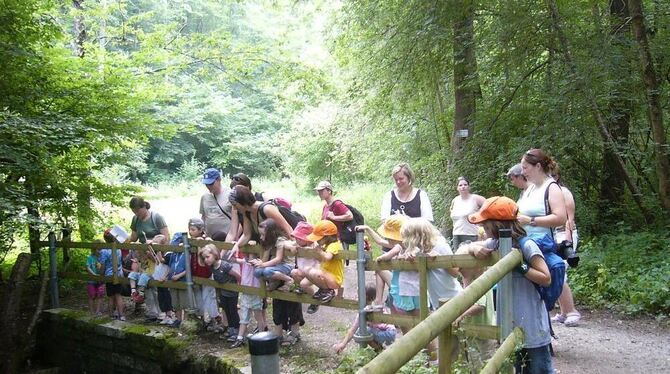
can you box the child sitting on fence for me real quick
[227,245,269,348]
[288,221,321,314]
[467,196,554,374]
[200,244,241,339]
[356,214,407,311]
[85,248,105,315]
[300,220,344,304]
[333,285,397,354]
[250,218,295,292]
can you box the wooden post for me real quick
[438,298,453,374]
[418,255,429,321]
[48,232,59,308]
[480,327,524,374]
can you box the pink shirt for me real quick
[240,262,260,288]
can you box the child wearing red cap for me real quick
[301,220,344,304]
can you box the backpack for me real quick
[519,233,566,312]
[333,200,365,245]
[258,201,306,229]
[170,232,185,246]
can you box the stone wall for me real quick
[36,309,240,374]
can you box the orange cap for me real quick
[306,220,338,241]
[468,196,518,223]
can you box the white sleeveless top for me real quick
[450,195,480,236]
[518,177,555,237]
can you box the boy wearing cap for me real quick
[300,220,344,304]
[200,168,233,239]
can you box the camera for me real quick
[557,240,580,267]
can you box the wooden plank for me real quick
[366,312,420,328]
[481,327,523,374]
[418,256,429,321]
[456,323,500,340]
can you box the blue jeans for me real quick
[253,263,293,279]
[515,345,554,374]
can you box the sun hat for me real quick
[292,221,314,242]
[468,196,518,224]
[306,220,338,241]
[314,181,333,191]
[377,214,407,242]
[202,168,221,185]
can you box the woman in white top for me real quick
[516,148,567,237]
[450,176,485,250]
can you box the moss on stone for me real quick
[122,324,151,335]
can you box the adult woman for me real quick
[128,196,170,243]
[516,149,567,237]
[380,163,434,221]
[551,169,581,326]
[450,176,485,250]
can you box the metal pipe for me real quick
[497,229,513,341]
[182,233,195,310]
[48,231,59,308]
[358,249,522,374]
[353,230,373,346]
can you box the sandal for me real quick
[564,312,581,327]
[280,332,301,347]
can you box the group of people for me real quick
[83,151,579,373]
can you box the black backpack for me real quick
[258,201,306,229]
[334,200,365,245]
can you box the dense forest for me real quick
[1,1,669,260]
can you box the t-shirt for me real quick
[86,254,99,284]
[191,250,212,278]
[130,211,167,242]
[322,200,351,237]
[98,249,123,277]
[240,262,260,288]
[321,241,344,286]
[465,290,496,326]
[199,188,233,237]
[211,260,237,297]
[426,242,463,308]
[168,252,187,282]
[450,195,480,236]
[485,238,551,348]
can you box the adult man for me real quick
[199,168,233,238]
[506,163,528,200]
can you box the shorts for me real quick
[272,298,304,330]
[170,288,192,310]
[239,294,263,325]
[87,283,105,298]
[389,271,420,312]
[370,325,396,345]
[128,272,152,288]
[254,263,293,279]
[105,283,123,297]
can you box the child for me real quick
[288,222,321,314]
[132,235,166,319]
[302,220,344,304]
[200,244,241,339]
[356,214,407,311]
[400,217,462,309]
[166,240,190,328]
[188,218,219,329]
[333,285,397,354]
[467,196,554,374]
[227,247,268,348]
[250,218,295,292]
[100,229,125,321]
[85,248,105,315]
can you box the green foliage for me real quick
[332,346,436,374]
[570,230,670,315]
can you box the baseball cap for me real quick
[306,220,338,241]
[188,217,205,230]
[377,215,407,242]
[202,168,221,185]
[292,221,314,242]
[314,181,333,191]
[468,196,518,224]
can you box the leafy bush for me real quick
[570,230,670,316]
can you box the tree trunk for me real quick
[0,253,33,373]
[546,0,653,222]
[628,0,670,212]
[599,0,632,222]
[451,0,478,154]
[72,0,86,58]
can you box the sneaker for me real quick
[229,338,246,349]
[160,317,174,325]
[277,279,294,292]
[294,287,305,295]
[119,316,126,321]
[364,304,384,312]
[319,289,336,303]
[551,314,567,324]
[564,312,581,327]
[227,334,241,342]
[280,331,301,347]
[312,288,325,300]
[250,327,259,335]
[267,280,282,291]
[169,319,181,328]
[306,304,319,314]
